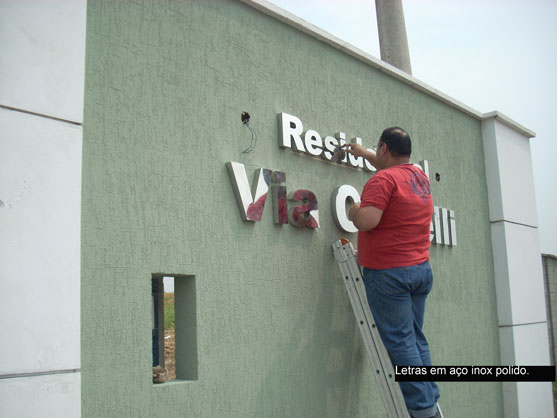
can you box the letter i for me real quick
[449,210,457,246]
[272,171,288,224]
[433,206,442,244]
[441,208,450,245]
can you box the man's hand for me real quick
[343,142,368,158]
[348,202,361,222]
[343,143,380,169]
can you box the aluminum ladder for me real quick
[332,239,445,418]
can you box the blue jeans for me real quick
[362,261,440,418]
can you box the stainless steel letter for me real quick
[364,149,378,172]
[335,132,348,163]
[331,185,361,233]
[272,171,288,225]
[441,207,450,245]
[322,136,338,161]
[304,129,323,157]
[432,206,442,244]
[278,112,305,152]
[288,189,320,228]
[226,161,271,222]
[347,137,364,168]
[449,210,457,246]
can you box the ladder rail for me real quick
[343,247,396,373]
[346,259,408,416]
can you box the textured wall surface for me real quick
[543,254,557,365]
[82,1,503,417]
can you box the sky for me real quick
[267,0,557,255]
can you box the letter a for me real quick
[288,189,320,228]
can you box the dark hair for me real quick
[379,127,411,157]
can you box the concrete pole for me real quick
[375,0,412,74]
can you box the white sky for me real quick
[164,276,174,293]
[268,0,557,255]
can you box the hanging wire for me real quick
[242,122,258,153]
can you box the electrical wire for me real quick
[242,122,258,153]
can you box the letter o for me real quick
[331,185,361,233]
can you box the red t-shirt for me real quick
[358,164,433,269]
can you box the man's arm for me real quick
[348,203,383,232]
[344,143,380,169]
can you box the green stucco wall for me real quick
[82,1,502,417]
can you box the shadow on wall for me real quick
[253,276,374,417]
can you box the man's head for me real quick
[378,127,411,157]
[375,127,411,169]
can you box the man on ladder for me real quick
[344,127,441,418]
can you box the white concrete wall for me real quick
[0,0,86,122]
[0,0,86,416]
[482,113,554,418]
[0,373,81,418]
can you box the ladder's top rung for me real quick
[332,240,357,263]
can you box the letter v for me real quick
[226,162,272,222]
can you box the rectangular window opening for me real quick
[152,274,197,383]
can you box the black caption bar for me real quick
[394,366,556,382]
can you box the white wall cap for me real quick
[483,111,536,139]
[0,372,81,418]
[0,108,82,374]
[238,0,534,138]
